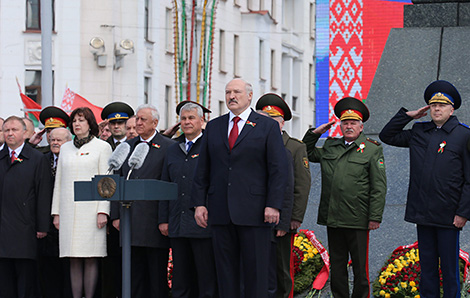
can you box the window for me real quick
[309,63,314,100]
[219,30,226,72]
[165,8,173,52]
[270,50,276,89]
[144,77,151,104]
[165,85,172,127]
[25,70,42,104]
[292,96,298,111]
[310,2,315,39]
[145,0,150,41]
[218,100,225,117]
[259,39,265,80]
[26,0,55,31]
[234,35,240,77]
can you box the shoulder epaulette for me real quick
[366,138,381,146]
[460,122,470,129]
[290,137,304,144]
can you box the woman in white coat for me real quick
[51,107,112,298]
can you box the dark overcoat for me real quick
[0,144,52,259]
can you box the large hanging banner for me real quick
[316,0,410,137]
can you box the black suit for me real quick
[0,144,52,298]
[159,134,219,298]
[37,152,73,298]
[111,133,175,298]
[192,110,288,298]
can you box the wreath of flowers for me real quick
[372,242,470,298]
[292,229,329,295]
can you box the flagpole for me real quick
[41,0,53,107]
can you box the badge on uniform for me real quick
[303,157,309,169]
[152,143,161,149]
[378,159,385,169]
[191,154,199,159]
[438,141,446,153]
[357,142,365,153]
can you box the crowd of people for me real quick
[0,78,467,298]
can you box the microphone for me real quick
[106,142,131,174]
[126,142,150,180]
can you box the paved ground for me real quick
[294,137,470,297]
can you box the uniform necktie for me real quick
[229,116,241,150]
[187,141,193,152]
[10,151,16,164]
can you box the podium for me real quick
[75,174,177,298]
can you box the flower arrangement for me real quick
[292,230,329,295]
[372,242,470,298]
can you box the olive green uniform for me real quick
[276,131,311,298]
[302,129,386,298]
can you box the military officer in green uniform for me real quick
[256,93,311,298]
[29,106,70,153]
[302,97,386,298]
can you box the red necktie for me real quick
[10,151,16,164]
[228,116,241,150]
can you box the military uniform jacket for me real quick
[302,130,386,229]
[110,133,175,248]
[379,108,470,229]
[0,144,52,259]
[158,134,212,238]
[283,131,311,226]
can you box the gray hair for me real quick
[340,120,363,125]
[179,103,203,118]
[50,127,72,141]
[136,104,160,121]
[4,116,26,131]
[226,78,253,94]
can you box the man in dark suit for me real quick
[192,78,288,298]
[101,101,134,298]
[0,116,52,298]
[37,127,73,298]
[111,104,175,298]
[159,101,218,298]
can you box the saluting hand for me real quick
[406,106,430,119]
[312,120,336,135]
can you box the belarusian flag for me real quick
[17,78,41,126]
[20,93,42,127]
[61,88,103,121]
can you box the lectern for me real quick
[75,174,177,298]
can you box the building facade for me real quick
[0,0,315,139]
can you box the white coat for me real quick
[51,137,112,257]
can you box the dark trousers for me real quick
[171,237,219,298]
[37,256,72,298]
[212,223,271,298]
[327,227,370,298]
[417,225,460,298]
[131,246,169,298]
[101,226,122,298]
[0,258,38,298]
[275,233,294,298]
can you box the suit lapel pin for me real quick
[80,152,90,156]
[152,143,161,149]
[191,154,199,158]
[246,121,256,127]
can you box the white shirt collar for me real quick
[9,142,25,158]
[186,132,203,145]
[139,130,157,143]
[114,136,127,143]
[229,107,252,123]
